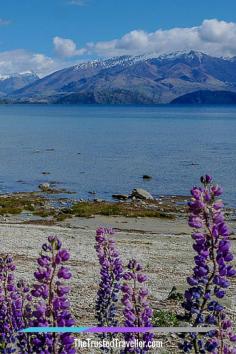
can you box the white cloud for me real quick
[0,49,61,77]
[73,19,236,58]
[2,18,236,78]
[0,18,11,26]
[199,19,236,43]
[68,0,86,5]
[53,36,86,57]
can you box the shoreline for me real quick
[0,190,188,224]
[0,189,236,226]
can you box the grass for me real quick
[32,209,57,218]
[152,309,180,327]
[0,195,44,216]
[0,194,175,220]
[70,201,174,219]
[32,207,73,221]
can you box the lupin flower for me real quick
[14,279,34,353]
[180,175,236,353]
[95,227,123,344]
[28,236,75,354]
[0,255,24,353]
[202,312,236,354]
[121,259,153,353]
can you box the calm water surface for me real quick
[0,105,236,206]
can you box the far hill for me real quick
[171,90,236,104]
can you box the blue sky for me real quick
[1,0,236,76]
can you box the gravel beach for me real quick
[1,215,236,318]
[0,215,236,352]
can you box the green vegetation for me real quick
[167,286,184,301]
[70,201,174,219]
[0,194,44,216]
[32,209,57,218]
[33,207,73,222]
[0,194,175,221]
[152,309,179,327]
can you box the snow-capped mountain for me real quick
[7,50,236,104]
[0,72,39,96]
[72,55,146,71]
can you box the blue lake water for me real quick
[0,104,236,206]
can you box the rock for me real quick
[88,191,96,195]
[38,183,51,191]
[94,199,104,203]
[142,175,152,180]
[112,194,129,200]
[131,188,154,200]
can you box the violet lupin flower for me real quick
[203,312,236,354]
[0,255,24,353]
[15,279,34,353]
[28,236,75,354]
[121,259,153,354]
[95,227,123,344]
[180,175,236,353]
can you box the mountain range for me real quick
[0,72,39,96]
[2,51,236,104]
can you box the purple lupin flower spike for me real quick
[95,227,123,346]
[121,259,153,353]
[203,312,236,353]
[15,279,33,353]
[179,175,236,353]
[29,236,75,354]
[0,255,24,353]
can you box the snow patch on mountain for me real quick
[0,71,39,81]
[71,50,218,72]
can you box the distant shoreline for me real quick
[2,97,236,105]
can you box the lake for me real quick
[0,104,236,206]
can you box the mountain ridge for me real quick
[3,51,236,104]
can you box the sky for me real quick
[1,0,236,76]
